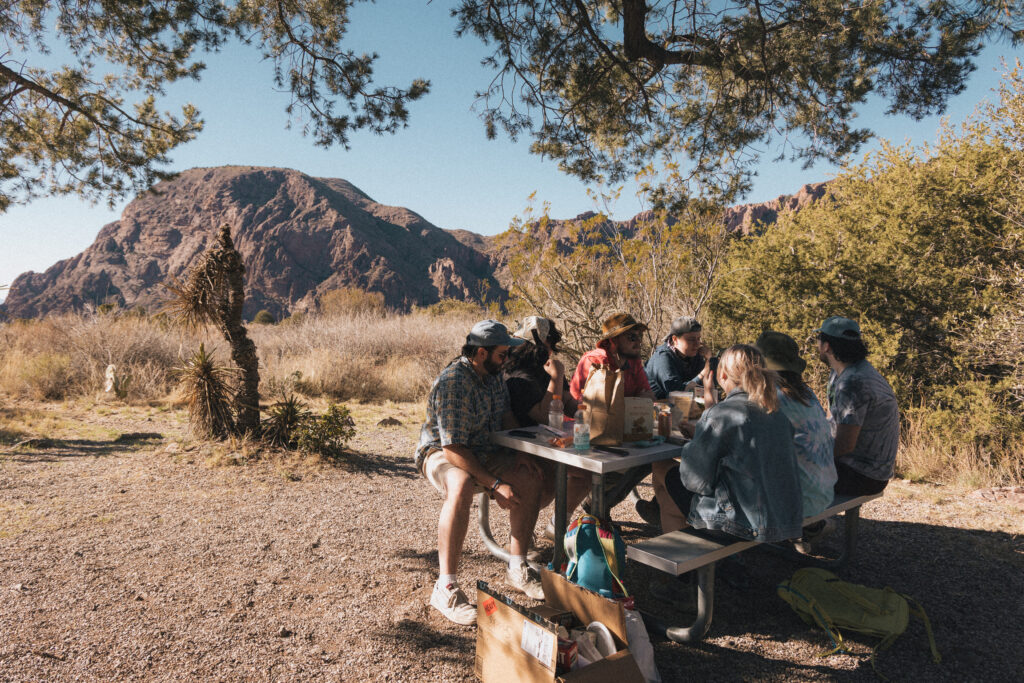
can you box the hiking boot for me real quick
[430,581,477,626]
[507,564,545,600]
[634,497,661,527]
[794,517,837,555]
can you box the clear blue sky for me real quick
[1,4,1020,299]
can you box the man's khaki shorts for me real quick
[422,447,514,498]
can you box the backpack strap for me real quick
[594,520,629,597]
[777,582,846,656]
[564,515,583,583]
[903,595,942,664]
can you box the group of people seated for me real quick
[414,312,900,626]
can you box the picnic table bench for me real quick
[626,492,882,643]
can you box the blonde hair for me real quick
[719,344,780,413]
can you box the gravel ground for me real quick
[1,399,1021,681]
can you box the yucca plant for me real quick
[262,393,311,447]
[165,224,260,433]
[177,343,235,438]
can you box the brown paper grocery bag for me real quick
[582,364,624,445]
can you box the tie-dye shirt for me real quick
[827,360,900,481]
[776,390,838,517]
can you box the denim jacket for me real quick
[678,389,804,542]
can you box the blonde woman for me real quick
[657,344,804,543]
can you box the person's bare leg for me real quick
[565,470,590,516]
[504,458,543,556]
[652,459,688,533]
[438,466,476,575]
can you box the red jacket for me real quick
[569,340,652,400]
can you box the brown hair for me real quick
[719,344,779,413]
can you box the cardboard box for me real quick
[475,571,644,682]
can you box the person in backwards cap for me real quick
[415,320,547,626]
[504,316,591,537]
[816,316,899,497]
[644,316,713,399]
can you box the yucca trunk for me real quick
[210,226,261,433]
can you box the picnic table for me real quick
[479,424,680,570]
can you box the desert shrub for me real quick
[319,287,388,317]
[176,343,236,438]
[0,349,74,400]
[253,310,276,325]
[419,298,484,319]
[294,404,356,460]
[0,313,193,401]
[251,310,467,402]
[261,393,311,447]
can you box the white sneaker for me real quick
[794,517,837,555]
[430,581,477,626]
[507,564,545,600]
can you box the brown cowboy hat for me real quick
[599,313,648,341]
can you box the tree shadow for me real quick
[1,433,164,461]
[628,517,1022,681]
[330,451,418,479]
[369,619,474,668]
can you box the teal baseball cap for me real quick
[467,319,526,347]
[816,316,862,340]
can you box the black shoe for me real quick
[634,498,661,527]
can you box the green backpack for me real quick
[777,568,941,677]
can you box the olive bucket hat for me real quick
[755,331,807,374]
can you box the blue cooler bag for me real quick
[564,514,628,598]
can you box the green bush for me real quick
[294,404,357,460]
[253,309,276,325]
[420,298,483,318]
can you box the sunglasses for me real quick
[622,332,643,342]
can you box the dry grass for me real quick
[3,309,1022,486]
[251,309,479,401]
[897,411,1024,488]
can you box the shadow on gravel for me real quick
[374,620,473,666]
[2,433,163,461]
[332,451,418,479]
[392,548,439,572]
[631,516,1021,682]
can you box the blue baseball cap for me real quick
[816,316,862,340]
[467,320,526,347]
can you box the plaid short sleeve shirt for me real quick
[415,357,511,471]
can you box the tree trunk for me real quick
[213,225,261,433]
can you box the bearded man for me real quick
[415,320,546,626]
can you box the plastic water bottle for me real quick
[573,409,590,451]
[548,395,564,432]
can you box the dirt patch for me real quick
[1,398,1021,681]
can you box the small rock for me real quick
[12,583,24,591]
[277,627,293,638]
[164,442,180,454]
[377,417,402,427]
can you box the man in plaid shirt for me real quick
[416,320,546,626]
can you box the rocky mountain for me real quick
[2,166,498,320]
[1,167,826,320]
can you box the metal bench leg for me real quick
[822,506,861,570]
[476,491,544,571]
[476,492,509,563]
[641,563,716,644]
